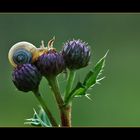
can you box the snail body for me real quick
[8,41,38,67]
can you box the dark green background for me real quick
[0,14,140,127]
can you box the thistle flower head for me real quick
[62,39,90,70]
[35,49,65,77]
[35,37,65,77]
[12,64,42,92]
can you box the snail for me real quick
[8,38,55,68]
[8,41,38,67]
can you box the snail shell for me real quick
[8,41,37,67]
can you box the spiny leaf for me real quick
[65,51,108,103]
[83,50,108,89]
[25,107,52,127]
[70,82,86,97]
[38,106,52,127]
[65,82,86,103]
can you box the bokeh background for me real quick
[0,13,140,127]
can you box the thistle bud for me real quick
[35,38,65,78]
[35,50,65,77]
[62,39,90,70]
[12,64,42,92]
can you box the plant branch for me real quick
[33,88,58,127]
[47,76,64,109]
[64,70,76,103]
[47,76,72,127]
[60,104,72,127]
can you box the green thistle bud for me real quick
[62,39,91,70]
[12,64,42,92]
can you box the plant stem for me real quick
[33,88,58,127]
[64,70,76,102]
[47,76,64,109]
[47,76,72,127]
[60,104,72,127]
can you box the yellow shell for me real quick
[8,41,37,67]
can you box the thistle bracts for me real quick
[62,39,90,70]
[12,64,42,92]
[35,50,65,78]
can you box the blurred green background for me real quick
[0,13,140,127]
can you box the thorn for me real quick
[85,94,93,102]
[24,122,31,125]
[97,76,105,81]
[104,50,109,58]
[25,118,34,121]
[33,108,37,114]
[96,81,101,85]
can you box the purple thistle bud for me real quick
[62,39,91,70]
[35,50,65,78]
[12,64,42,92]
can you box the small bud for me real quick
[35,50,65,77]
[34,38,65,78]
[12,64,42,92]
[62,39,90,70]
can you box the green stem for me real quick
[64,70,76,103]
[33,88,58,127]
[47,76,64,109]
[60,70,75,127]
[47,76,72,127]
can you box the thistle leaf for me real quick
[25,107,52,127]
[83,50,108,89]
[65,51,108,103]
[38,106,52,127]
[65,82,86,103]
[70,82,86,96]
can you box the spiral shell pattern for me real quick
[8,41,37,67]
